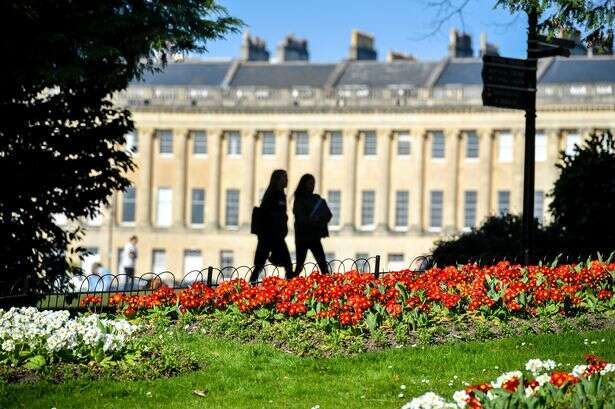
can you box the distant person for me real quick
[90,262,112,291]
[292,174,332,278]
[146,276,165,290]
[120,235,138,290]
[250,170,293,283]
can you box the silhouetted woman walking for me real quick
[250,169,293,283]
[291,174,332,278]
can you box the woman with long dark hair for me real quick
[291,173,332,278]
[250,169,293,283]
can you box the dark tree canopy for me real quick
[549,130,615,251]
[431,215,557,266]
[496,0,614,48]
[0,1,241,297]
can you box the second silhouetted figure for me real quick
[291,174,332,278]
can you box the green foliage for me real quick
[0,1,241,297]
[431,214,556,265]
[195,307,614,358]
[496,0,614,52]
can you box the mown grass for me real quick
[1,329,614,409]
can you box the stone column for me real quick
[252,131,261,206]
[377,128,392,231]
[341,128,358,231]
[318,130,327,192]
[444,128,461,233]
[243,128,257,231]
[513,128,525,214]
[285,130,293,184]
[351,130,361,230]
[144,128,156,227]
[415,129,427,234]
[174,128,189,227]
[215,130,224,230]
[309,128,325,193]
[477,128,494,218]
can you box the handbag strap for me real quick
[309,198,323,218]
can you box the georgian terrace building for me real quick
[75,30,615,278]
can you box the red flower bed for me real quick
[94,260,615,326]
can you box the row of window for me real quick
[126,130,583,162]
[120,187,545,230]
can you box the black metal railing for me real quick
[0,255,436,311]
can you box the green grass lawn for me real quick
[2,329,614,409]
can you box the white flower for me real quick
[401,384,407,390]
[401,392,456,409]
[310,406,320,409]
[399,393,405,398]
[1,339,15,352]
[525,359,557,376]
[452,390,469,408]
[571,365,588,377]
[0,307,139,363]
[600,363,615,376]
[535,373,550,387]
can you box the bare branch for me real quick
[411,0,473,40]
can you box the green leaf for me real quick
[365,312,378,331]
[255,308,270,319]
[23,354,46,370]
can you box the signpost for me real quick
[482,55,536,110]
[482,14,575,265]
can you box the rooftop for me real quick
[132,55,615,89]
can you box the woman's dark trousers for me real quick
[292,240,329,278]
[250,236,292,283]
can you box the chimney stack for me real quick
[448,28,473,58]
[387,50,416,62]
[479,33,499,57]
[277,34,309,62]
[240,32,270,62]
[348,29,377,61]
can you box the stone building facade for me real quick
[73,32,615,278]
